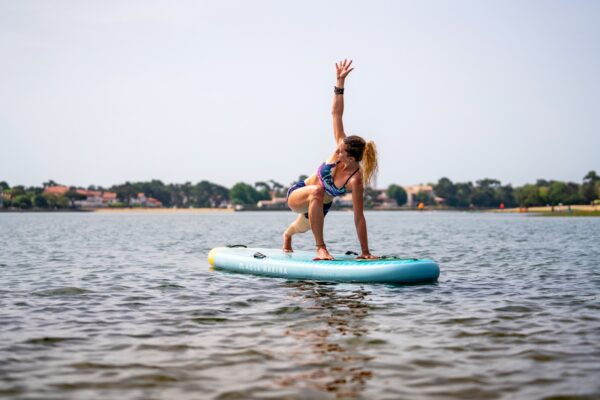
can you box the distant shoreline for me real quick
[0,207,234,213]
[491,204,598,213]
[1,205,598,216]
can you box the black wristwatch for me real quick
[334,86,344,95]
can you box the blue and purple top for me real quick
[317,161,360,197]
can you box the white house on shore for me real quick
[130,192,162,207]
[257,197,288,210]
[403,185,437,207]
[75,189,103,208]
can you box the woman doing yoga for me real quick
[283,59,379,260]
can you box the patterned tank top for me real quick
[317,161,360,197]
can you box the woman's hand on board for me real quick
[336,59,354,81]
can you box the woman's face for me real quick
[336,142,353,164]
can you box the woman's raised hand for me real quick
[336,59,354,81]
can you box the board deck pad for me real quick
[208,247,440,284]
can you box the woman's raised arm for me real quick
[332,59,354,144]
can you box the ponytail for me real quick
[361,140,378,187]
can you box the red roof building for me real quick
[43,186,69,196]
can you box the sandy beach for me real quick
[92,207,234,213]
[493,204,598,213]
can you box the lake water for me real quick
[1,211,599,399]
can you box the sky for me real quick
[1,0,599,189]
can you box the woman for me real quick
[283,59,379,260]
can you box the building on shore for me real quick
[102,192,118,206]
[257,196,288,210]
[375,190,399,209]
[403,185,439,207]
[75,189,103,208]
[43,185,69,197]
[130,193,162,207]
[41,186,161,208]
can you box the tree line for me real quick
[1,171,598,210]
[428,171,599,208]
[0,179,288,209]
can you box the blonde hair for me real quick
[344,135,378,187]
[361,140,378,187]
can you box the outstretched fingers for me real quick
[336,59,353,70]
[335,59,354,79]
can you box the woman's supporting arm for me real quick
[332,59,353,144]
[351,179,376,258]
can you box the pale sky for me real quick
[1,0,599,189]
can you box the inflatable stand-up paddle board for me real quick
[208,246,440,284]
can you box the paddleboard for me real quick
[208,246,440,284]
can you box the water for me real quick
[1,211,599,399]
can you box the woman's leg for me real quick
[286,185,333,260]
[282,214,310,252]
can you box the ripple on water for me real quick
[25,337,84,345]
[31,287,90,296]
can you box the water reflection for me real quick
[277,282,374,398]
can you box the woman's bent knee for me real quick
[309,186,325,202]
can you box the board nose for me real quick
[208,248,217,266]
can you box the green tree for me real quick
[112,182,137,205]
[10,186,26,197]
[192,181,229,207]
[477,179,501,189]
[44,194,68,209]
[471,179,501,208]
[42,180,60,188]
[32,194,48,208]
[13,194,32,209]
[269,180,285,197]
[254,181,272,201]
[230,182,261,205]
[563,182,583,204]
[207,182,229,207]
[415,191,435,206]
[433,177,458,207]
[28,186,44,195]
[454,182,474,208]
[496,185,517,208]
[0,181,9,191]
[138,180,171,207]
[87,185,105,191]
[581,170,599,203]
[179,182,193,207]
[515,184,541,207]
[387,184,407,206]
[547,181,567,205]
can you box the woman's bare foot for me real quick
[282,233,293,253]
[315,245,334,260]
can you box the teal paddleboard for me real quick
[208,246,440,284]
